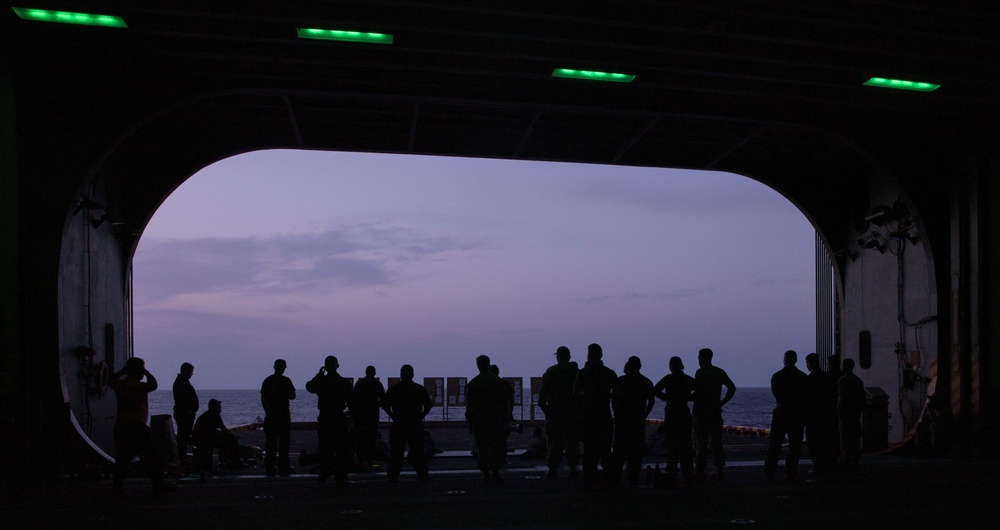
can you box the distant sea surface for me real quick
[150,387,775,429]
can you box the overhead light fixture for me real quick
[863,77,939,92]
[12,7,127,28]
[552,69,635,83]
[296,28,393,44]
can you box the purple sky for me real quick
[133,150,816,389]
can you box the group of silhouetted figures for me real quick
[107,345,866,496]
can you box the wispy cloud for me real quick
[753,277,808,287]
[577,287,716,304]
[135,225,489,302]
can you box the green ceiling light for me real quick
[863,77,940,92]
[552,68,635,83]
[296,28,393,44]
[12,7,127,28]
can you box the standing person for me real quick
[306,355,353,486]
[608,356,655,488]
[172,362,198,464]
[109,357,172,496]
[837,358,867,471]
[260,359,296,476]
[351,365,386,470]
[381,364,433,482]
[692,348,736,480]
[653,356,696,483]
[804,353,838,476]
[466,355,512,484]
[764,350,809,480]
[573,343,617,485]
[538,346,580,478]
[490,364,516,460]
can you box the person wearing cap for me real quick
[172,362,198,464]
[608,356,656,488]
[306,355,353,485]
[190,398,243,471]
[261,359,296,475]
[537,346,579,478]
[108,357,173,495]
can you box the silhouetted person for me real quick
[381,364,433,482]
[172,362,198,463]
[653,356,696,482]
[490,363,516,459]
[521,427,548,460]
[826,352,843,463]
[351,365,386,470]
[838,358,866,470]
[804,353,838,476]
[573,343,617,484]
[109,357,172,496]
[466,355,511,483]
[306,355,353,485]
[764,350,809,480]
[191,398,243,471]
[693,348,736,480]
[261,358,296,475]
[538,345,580,478]
[608,356,655,488]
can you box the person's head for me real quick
[208,398,222,412]
[669,356,684,373]
[124,357,145,378]
[698,348,714,368]
[625,355,641,374]
[324,356,339,372]
[783,350,797,366]
[180,362,194,378]
[476,355,491,372]
[274,358,287,374]
[490,364,500,375]
[400,364,414,381]
[365,365,376,377]
[805,353,819,372]
[587,343,603,363]
[555,346,571,362]
[842,357,855,373]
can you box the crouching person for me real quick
[190,399,244,471]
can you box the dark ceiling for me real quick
[6,1,1000,251]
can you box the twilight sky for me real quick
[133,149,816,389]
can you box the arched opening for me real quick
[46,92,942,461]
[130,149,818,427]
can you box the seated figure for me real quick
[190,399,243,471]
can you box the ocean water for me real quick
[149,387,775,429]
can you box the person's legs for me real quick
[545,417,565,473]
[264,424,278,472]
[278,421,292,472]
[333,420,351,485]
[407,426,429,480]
[693,415,709,475]
[387,425,405,480]
[764,411,787,477]
[785,420,804,477]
